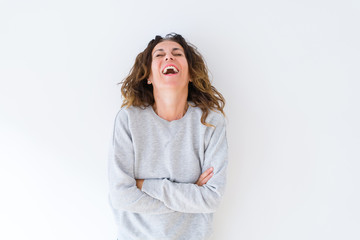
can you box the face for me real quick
[148,40,191,91]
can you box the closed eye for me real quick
[154,53,183,57]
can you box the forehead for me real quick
[152,40,184,53]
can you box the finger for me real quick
[200,167,214,178]
[197,169,214,186]
[196,167,214,185]
[200,172,214,185]
[199,167,214,180]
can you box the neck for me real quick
[152,89,189,122]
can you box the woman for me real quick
[108,33,228,240]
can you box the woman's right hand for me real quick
[196,167,214,186]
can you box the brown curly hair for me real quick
[118,33,225,127]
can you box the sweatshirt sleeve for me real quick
[141,114,229,213]
[108,109,174,214]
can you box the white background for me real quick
[1,0,359,239]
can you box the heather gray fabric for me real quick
[108,101,229,240]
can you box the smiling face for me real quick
[148,40,191,91]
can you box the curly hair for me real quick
[118,33,225,127]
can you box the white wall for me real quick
[1,0,359,239]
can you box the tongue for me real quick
[165,69,176,74]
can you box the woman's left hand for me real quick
[136,179,144,190]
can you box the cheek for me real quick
[182,62,189,75]
[151,61,160,74]
[149,65,155,78]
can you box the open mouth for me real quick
[162,65,179,75]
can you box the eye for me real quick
[174,53,183,56]
[155,54,164,57]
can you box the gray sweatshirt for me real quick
[108,101,229,240]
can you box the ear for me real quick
[148,74,153,84]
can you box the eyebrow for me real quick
[153,48,184,55]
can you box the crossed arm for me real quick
[135,167,214,189]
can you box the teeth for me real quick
[162,66,179,74]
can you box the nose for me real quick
[165,54,173,61]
